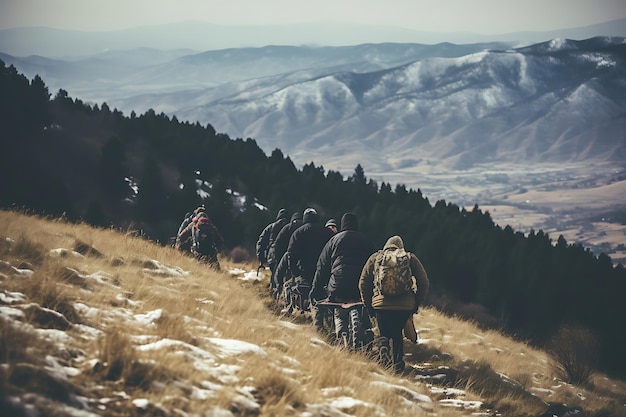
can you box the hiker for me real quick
[175,206,205,252]
[256,209,289,280]
[265,209,291,293]
[325,218,338,234]
[310,212,375,340]
[174,211,193,250]
[191,212,224,270]
[285,208,334,311]
[271,211,303,299]
[359,235,429,374]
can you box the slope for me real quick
[1,210,625,417]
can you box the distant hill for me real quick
[4,37,625,176]
[1,18,625,57]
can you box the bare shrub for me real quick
[253,365,305,413]
[155,312,198,346]
[455,360,546,414]
[546,324,599,385]
[14,265,81,324]
[228,246,252,263]
[2,233,47,267]
[98,326,138,382]
[0,319,43,364]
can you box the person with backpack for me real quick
[271,211,303,300]
[265,209,290,293]
[285,208,334,312]
[176,206,206,253]
[256,208,289,279]
[310,212,375,340]
[191,212,224,270]
[359,235,429,374]
[174,211,193,251]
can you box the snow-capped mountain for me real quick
[3,37,625,179]
[111,37,626,174]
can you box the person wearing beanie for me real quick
[310,212,375,340]
[256,208,289,271]
[285,208,334,311]
[325,218,338,234]
[359,235,429,374]
[270,211,303,299]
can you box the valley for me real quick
[360,160,626,264]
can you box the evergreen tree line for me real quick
[1,60,625,378]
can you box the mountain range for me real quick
[3,35,624,179]
[2,27,626,259]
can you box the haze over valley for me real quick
[2,22,625,263]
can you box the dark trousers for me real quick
[375,309,413,369]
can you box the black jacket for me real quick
[272,212,303,268]
[256,208,288,264]
[287,210,334,285]
[311,213,375,302]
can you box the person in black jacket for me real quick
[310,212,375,338]
[256,208,289,291]
[286,208,334,311]
[272,211,303,299]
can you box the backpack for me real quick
[374,248,413,296]
[193,218,217,256]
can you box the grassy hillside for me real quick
[1,209,624,417]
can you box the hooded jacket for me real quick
[256,208,288,264]
[287,209,334,284]
[311,213,375,302]
[272,212,303,266]
[359,235,429,312]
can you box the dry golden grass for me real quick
[1,209,625,417]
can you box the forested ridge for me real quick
[2,59,625,378]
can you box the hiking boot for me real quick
[378,346,392,368]
[376,337,392,368]
[394,360,406,374]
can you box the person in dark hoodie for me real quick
[359,235,429,374]
[286,208,334,310]
[310,212,375,339]
[256,208,289,285]
[271,211,303,299]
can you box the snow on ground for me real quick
[1,248,490,416]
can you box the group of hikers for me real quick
[172,205,430,373]
[256,207,430,374]
[174,205,224,271]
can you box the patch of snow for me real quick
[115,293,142,307]
[35,327,73,344]
[8,266,34,276]
[370,381,432,403]
[49,248,84,259]
[439,398,483,409]
[87,271,118,286]
[206,338,267,358]
[277,320,301,330]
[0,305,26,320]
[134,309,162,326]
[430,386,466,397]
[329,396,369,410]
[45,355,81,378]
[142,260,189,277]
[132,398,149,409]
[0,290,27,304]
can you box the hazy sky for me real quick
[2,0,625,34]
